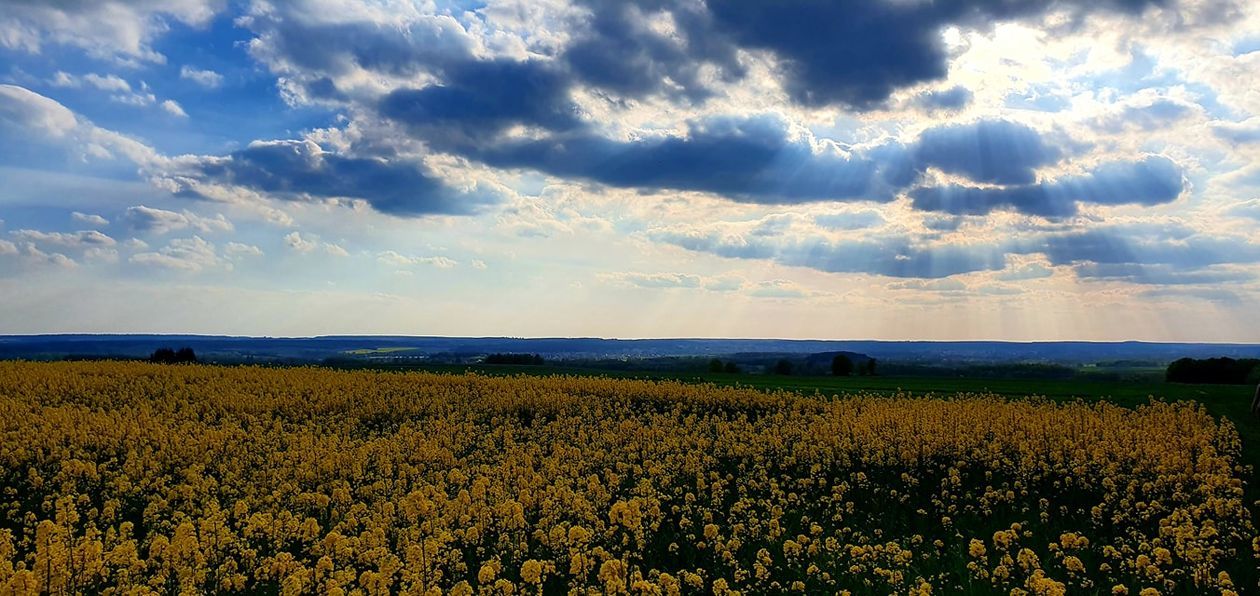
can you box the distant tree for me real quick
[485,353,546,365]
[831,354,853,377]
[150,347,196,364]
[175,347,198,363]
[708,358,725,373]
[863,358,877,376]
[1166,357,1260,384]
[149,348,176,364]
[773,359,794,376]
[724,361,741,374]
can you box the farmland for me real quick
[0,361,1256,594]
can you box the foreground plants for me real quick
[0,362,1255,594]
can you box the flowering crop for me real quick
[0,361,1255,594]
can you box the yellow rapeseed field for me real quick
[0,361,1255,594]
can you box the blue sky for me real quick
[1,0,1258,340]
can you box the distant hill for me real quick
[1,335,1259,366]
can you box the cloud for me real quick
[51,72,160,107]
[170,139,499,216]
[0,84,77,138]
[912,86,973,112]
[1095,97,1196,132]
[129,236,223,271]
[889,278,967,292]
[601,272,702,289]
[379,59,581,146]
[284,232,350,257]
[912,120,1062,185]
[284,231,318,253]
[702,0,1179,109]
[124,205,233,235]
[1226,199,1260,220]
[910,155,1186,217]
[161,100,187,118]
[560,1,742,102]
[179,66,223,88]
[5,242,76,268]
[376,251,457,268]
[1040,225,1260,270]
[0,0,222,62]
[650,224,1010,278]
[471,115,903,204]
[10,229,116,248]
[748,279,811,299]
[71,212,109,227]
[1073,262,1254,285]
[1212,118,1260,144]
[814,210,887,230]
[0,85,158,164]
[995,262,1055,281]
[225,242,263,258]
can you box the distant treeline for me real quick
[1166,357,1260,384]
[484,353,545,365]
[149,347,198,364]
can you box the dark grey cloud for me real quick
[562,1,743,101]
[913,86,973,112]
[378,59,581,146]
[911,155,1185,217]
[179,140,497,216]
[912,119,1062,185]
[1041,226,1260,269]
[470,115,906,204]
[702,0,1175,109]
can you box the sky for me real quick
[1,0,1259,341]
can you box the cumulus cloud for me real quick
[376,251,457,269]
[124,205,233,235]
[225,242,263,257]
[168,139,499,217]
[286,232,349,257]
[701,0,1185,109]
[129,236,223,271]
[601,272,702,289]
[71,212,109,227]
[9,229,116,248]
[911,86,973,112]
[179,65,223,88]
[468,115,907,204]
[650,224,1011,279]
[910,156,1186,217]
[1212,118,1260,144]
[0,85,158,164]
[0,0,223,62]
[911,120,1063,185]
[284,231,318,253]
[161,100,187,117]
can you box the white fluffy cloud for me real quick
[125,205,232,235]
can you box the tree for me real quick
[149,347,196,364]
[863,358,877,376]
[724,361,741,374]
[174,347,198,363]
[708,358,725,373]
[831,354,853,377]
[773,359,793,376]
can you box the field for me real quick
[0,362,1257,594]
